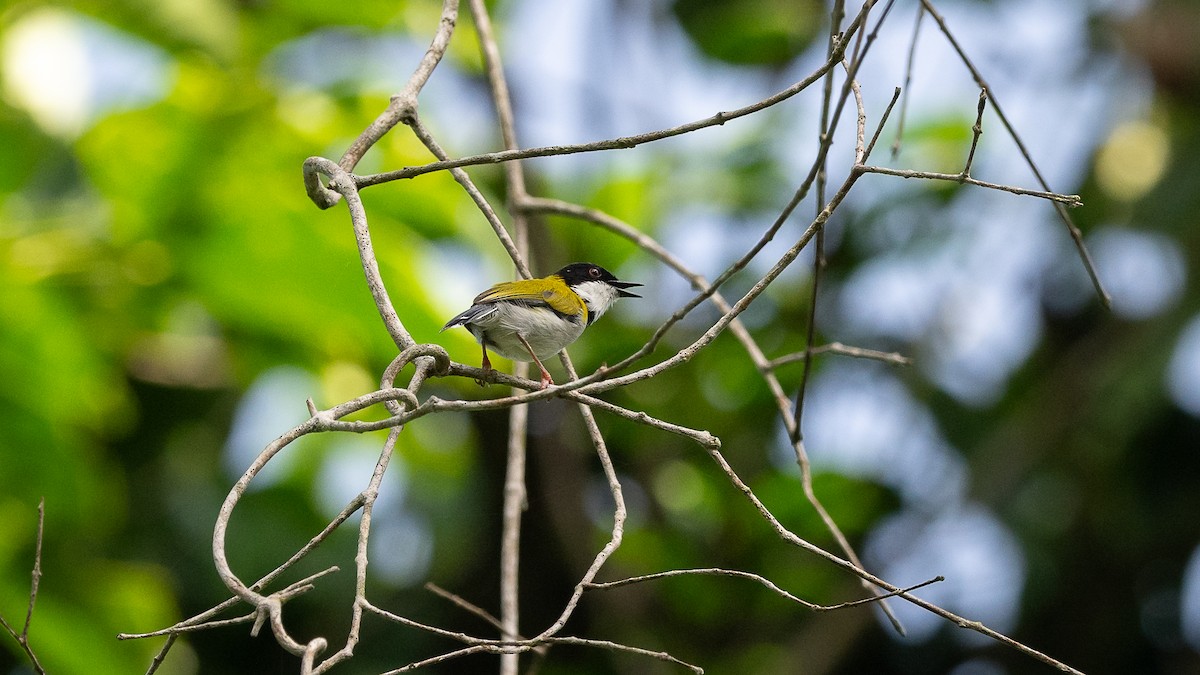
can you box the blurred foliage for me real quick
[671,0,823,66]
[1,1,1199,675]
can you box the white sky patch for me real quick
[866,505,1027,643]
[837,253,952,342]
[1088,228,1186,320]
[368,512,435,587]
[3,9,91,137]
[223,367,318,488]
[794,361,968,510]
[1167,315,1200,418]
[313,435,407,521]
[1181,542,1200,652]
[924,279,1043,407]
[2,8,173,138]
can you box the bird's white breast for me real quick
[466,302,586,361]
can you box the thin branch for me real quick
[500,397,528,674]
[311,429,402,674]
[122,498,364,674]
[304,157,416,351]
[209,354,432,670]
[530,356,629,642]
[855,164,1083,205]
[365,601,700,674]
[962,88,988,176]
[587,568,944,612]
[406,116,531,278]
[768,342,912,369]
[424,583,505,633]
[0,498,46,675]
[121,567,339,641]
[133,613,258,639]
[792,31,907,635]
[144,634,177,675]
[794,83,900,439]
[892,4,925,158]
[918,0,1110,307]
[864,87,903,161]
[352,5,880,191]
[540,636,702,674]
[338,0,459,173]
[25,499,45,637]
[385,645,497,673]
[699,437,1083,673]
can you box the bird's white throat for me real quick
[573,280,621,324]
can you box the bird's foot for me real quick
[475,365,494,387]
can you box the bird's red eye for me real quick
[589,267,601,279]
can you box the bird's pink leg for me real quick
[515,335,553,389]
[475,344,493,387]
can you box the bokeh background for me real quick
[2,0,1199,673]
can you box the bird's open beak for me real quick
[611,280,643,298]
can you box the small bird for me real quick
[442,262,642,388]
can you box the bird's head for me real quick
[555,262,642,324]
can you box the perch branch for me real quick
[466,4,535,673]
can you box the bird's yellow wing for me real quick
[474,277,587,319]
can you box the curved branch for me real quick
[338,0,460,173]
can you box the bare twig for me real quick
[364,601,701,674]
[854,164,1082,205]
[531,356,629,645]
[499,396,527,673]
[424,583,505,633]
[338,0,459,173]
[0,498,47,675]
[587,568,944,612]
[768,342,912,369]
[304,157,416,350]
[302,0,460,209]
[892,4,925,157]
[864,87,903,161]
[144,634,177,675]
[918,0,1110,307]
[352,4,881,192]
[311,429,401,674]
[405,116,531,278]
[792,39,907,635]
[699,439,1083,673]
[962,88,988,176]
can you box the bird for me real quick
[442,262,642,389]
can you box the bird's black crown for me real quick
[555,262,642,298]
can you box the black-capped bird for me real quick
[442,262,642,388]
